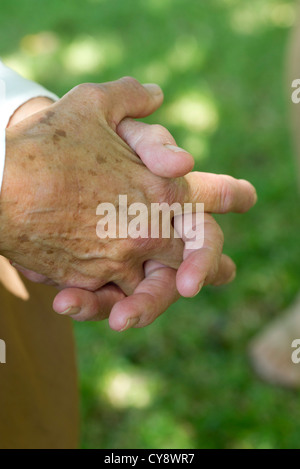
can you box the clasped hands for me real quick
[2,77,257,331]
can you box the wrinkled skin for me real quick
[1,78,257,330]
[2,85,188,295]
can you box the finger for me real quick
[109,261,180,331]
[113,265,145,296]
[175,213,227,297]
[98,77,164,127]
[117,119,194,177]
[149,233,184,269]
[53,284,126,322]
[184,172,257,213]
[210,254,236,287]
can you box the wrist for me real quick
[7,97,54,128]
[0,97,55,256]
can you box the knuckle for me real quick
[71,82,93,94]
[150,124,171,140]
[161,178,185,205]
[127,235,162,257]
[220,180,235,213]
[71,83,87,94]
[144,172,180,202]
[118,76,142,90]
[73,83,107,105]
[108,241,135,264]
[91,85,108,106]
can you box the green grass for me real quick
[1,0,300,449]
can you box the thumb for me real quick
[117,118,195,177]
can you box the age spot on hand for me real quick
[39,111,55,125]
[53,134,60,144]
[53,129,67,144]
[88,170,97,176]
[96,154,107,165]
[18,234,29,243]
[55,129,67,138]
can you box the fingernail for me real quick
[60,306,81,316]
[143,83,163,97]
[119,317,140,332]
[165,144,189,154]
[193,281,204,297]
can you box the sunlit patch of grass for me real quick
[134,60,171,87]
[163,91,219,133]
[166,35,206,73]
[62,34,124,75]
[100,369,158,409]
[229,0,296,35]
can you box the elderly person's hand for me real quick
[4,78,257,331]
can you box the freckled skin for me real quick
[88,170,97,177]
[39,110,55,125]
[55,129,67,138]
[1,84,187,294]
[53,134,60,144]
[18,234,29,243]
[96,154,106,165]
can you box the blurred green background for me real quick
[1,0,300,449]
